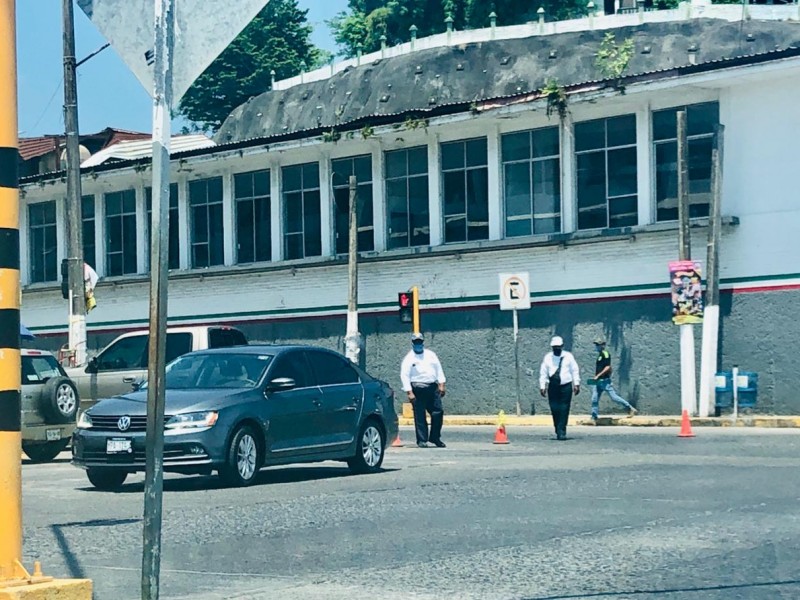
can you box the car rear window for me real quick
[307,351,360,386]
[208,328,248,349]
[22,355,63,385]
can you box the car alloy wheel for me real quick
[56,382,77,416]
[236,433,257,481]
[362,425,382,468]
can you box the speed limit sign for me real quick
[498,272,531,311]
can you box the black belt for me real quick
[411,382,436,388]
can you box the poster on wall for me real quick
[670,260,703,325]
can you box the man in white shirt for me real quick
[539,335,580,440]
[400,333,447,448]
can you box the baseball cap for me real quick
[593,337,606,345]
[411,333,424,342]
[550,336,564,347]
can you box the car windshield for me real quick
[165,353,272,390]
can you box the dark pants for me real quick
[548,382,573,439]
[411,383,443,444]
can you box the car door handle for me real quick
[122,376,136,383]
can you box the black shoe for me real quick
[556,433,567,441]
[432,440,446,448]
[417,442,429,448]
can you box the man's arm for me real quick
[569,353,581,393]
[433,354,446,397]
[400,355,413,395]
[539,356,549,396]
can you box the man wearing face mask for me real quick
[539,336,580,440]
[589,338,637,423]
[400,333,447,448]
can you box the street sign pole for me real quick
[344,176,361,365]
[513,308,521,417]
[142,1,173,599]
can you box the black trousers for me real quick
[548,382,573,438]
[411,383,443,444]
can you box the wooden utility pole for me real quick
[62,0,87,366]
[699,125,725,417]
[676,110,697,416]
[344,176,361,364]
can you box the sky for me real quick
[16,0,347,138]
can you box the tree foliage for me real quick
[329,0,594,58]
[178,0,323,132]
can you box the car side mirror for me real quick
[266,377,296,393]
[85,357,98,374]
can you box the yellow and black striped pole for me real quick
[0,0,22,581]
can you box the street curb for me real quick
[398,415,800,428]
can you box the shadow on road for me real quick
[77,466,399,494]
[523,578,800,599]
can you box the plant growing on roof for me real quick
[596,32,635,82]
[542,78,568,121]
[404,115,429,131]
[322,128,342,143]
[360,125,375,139]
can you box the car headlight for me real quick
[165,411,218,430]
[76,411,93,429]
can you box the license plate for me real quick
[106,438,132,454]
[45,429,60,441]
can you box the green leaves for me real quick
[596,32,635,81]
[177,0,322,132]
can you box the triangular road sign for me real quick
[77,0,271,107]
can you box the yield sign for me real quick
[77,0,271,107]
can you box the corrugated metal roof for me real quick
[18,128,150,161]
[80,134,215,167]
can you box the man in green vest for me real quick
[590,338,637,422]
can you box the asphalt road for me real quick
[21,426,800,600]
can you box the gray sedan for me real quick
[72,345,398,490]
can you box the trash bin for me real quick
[735,371,758,409]
[714,370,758,416]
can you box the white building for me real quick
[20,5,800,414]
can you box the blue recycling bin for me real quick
[715,370,758,415]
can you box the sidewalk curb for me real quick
[398,415,800,428]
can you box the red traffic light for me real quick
[399,292,410,307]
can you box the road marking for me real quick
[84,565,295,580]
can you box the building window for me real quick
[82,195,95,269]
[385,147,429,249]
[282,162,321,260]
[28,201,57,283]
[441,138,489,243]
[502,127,561,237]
[145,184,180,270]
[234,170,271,264]
[104,189,138,276]
[575,114,638,230]
[332,156,374,254]
[653,102,719,222]
[189,177,224,268]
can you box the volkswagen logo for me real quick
[117,416,131,432]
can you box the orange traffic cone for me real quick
[678,409,695,438]
[493,424,510,444]
[391,432,403,447]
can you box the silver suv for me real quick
[21,349,79,463]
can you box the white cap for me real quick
[550,336,564,347]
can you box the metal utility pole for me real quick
[63,0,87,366]
[142,0,174,598]
[344,175,361,364]
[698,125,725,417]
[676,110,697,416]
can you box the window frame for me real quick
[145,183,180,270]
[331,155,375,254]
[234,169,272,264]
[188,176,225,269]
[441,137,490,244]
[82,195,96,270]
[27,200,58,284]
[500,126,562,238]
[575,114,639,231]
[104,189,139,277]
[282,162,322,260]
[384,146,430,250]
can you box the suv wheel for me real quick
[86,468,128,491]
[40,377,79,424]
[347,419,385,475]
[22,439,69,463]
[218,425,261,487]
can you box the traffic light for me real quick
[61,259,69,300]
[398,292,412,323]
